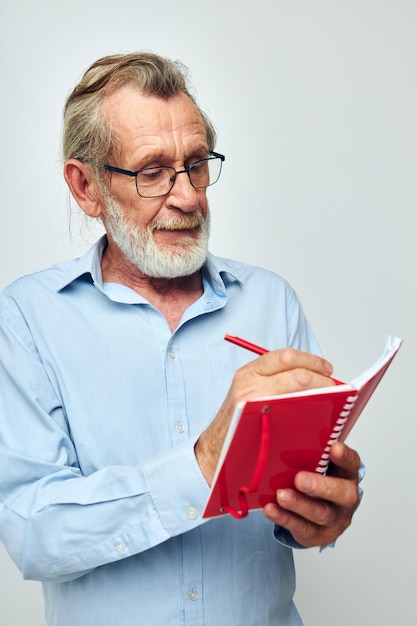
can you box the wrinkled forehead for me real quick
[101,87,209,162]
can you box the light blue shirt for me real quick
[0,236,321,626]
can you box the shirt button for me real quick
[186,505,199,520]
[188,587,199,601]
[115,542,126,553]
[175,421,185,433]
[168,349,176,359]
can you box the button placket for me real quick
[165,341,188,441]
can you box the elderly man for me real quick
[0,53,360,625]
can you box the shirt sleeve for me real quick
[0,314,210,584]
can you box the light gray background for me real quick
[1,1,415,624]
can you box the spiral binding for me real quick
[315,394,359,473]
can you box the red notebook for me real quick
[202,336,402,519]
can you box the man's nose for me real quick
[168,169,200,211]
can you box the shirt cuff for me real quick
[142,436,211,536]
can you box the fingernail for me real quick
[277,490,289,503]
[324,361,334,375]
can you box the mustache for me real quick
[150,213,204,231]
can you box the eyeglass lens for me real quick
[136,157,222,198]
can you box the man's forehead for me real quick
[101,86,204,132]
[101,86,208,164]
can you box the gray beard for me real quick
[103,194,210,279]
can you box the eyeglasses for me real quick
[103,151,225,198]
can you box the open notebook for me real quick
[203,336,402,519]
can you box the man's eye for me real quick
[190,161,209,179]
[139,168,165,181]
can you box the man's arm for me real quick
[0,314,210,583]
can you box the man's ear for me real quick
[64,159,105,218]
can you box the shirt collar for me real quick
[202,253,242,295]
[56,235,107,292]
[56,234,242,294]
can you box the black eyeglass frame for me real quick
[103,151,225,198]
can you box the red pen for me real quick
[224,333,344,385]
[224,333,269,355]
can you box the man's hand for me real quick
[195,348,335,485]
[263,441,361,547]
